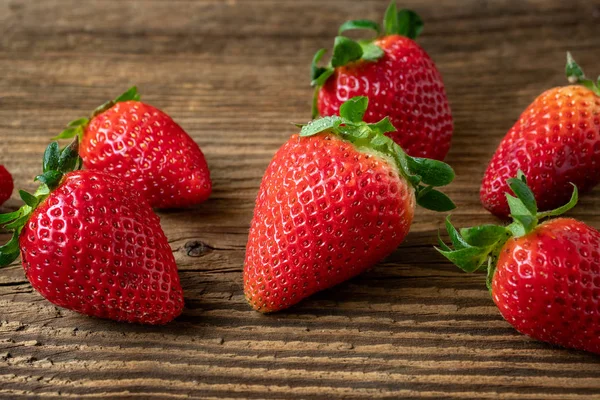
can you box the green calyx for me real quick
[310,1,423,111]
[0,139,82,267]
[298,96,455,212]
[436,171,578,290]
[383,1,423,39]
[53,86,141,141]
[565,52,600,96]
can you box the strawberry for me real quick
[55,87,211,209]
[244,96,455,312]
[481,53,600,218]
[0,140,184,324]
[311,1,453,160]
[0,165,13,206]
[439,172,600,354]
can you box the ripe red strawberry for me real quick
[245,97,455,312]
[481,53,600,218]
[311,1,453,160]
[56,87,211,209]
[0,140,184,324]
[0,165,13,206]
[439,173,600,354]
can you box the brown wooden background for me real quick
[1,0,600,398]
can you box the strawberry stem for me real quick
[437,172,579,290]
[338,20,381,36]
[310,1,422,91]
[0,138,82,267]
[565,52,600,97]
[298,96,456,212]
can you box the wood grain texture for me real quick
[1,0,600,398]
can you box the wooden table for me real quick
[1,0,600,398]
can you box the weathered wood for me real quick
[1,0,600,398]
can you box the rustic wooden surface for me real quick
[1,0,600,398]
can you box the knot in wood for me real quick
[184,240,212,257]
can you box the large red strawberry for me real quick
[439,173,600,354]
[311,1,453,160]
[56,87,211,209]
[244,96,455,312]
[481,53,600,218]
[0,140,184,324]
[0,165,13,206]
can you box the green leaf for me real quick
[366,130,393,153]
[42,142,60,173]
[67,117,89,128]
[0,231,20,253]
[0,250,19,266]
[513,214,536,230]
[310,49,334,86]
[383,1,399,36]
[35,170,63,188]
[341,124,371,141]
[92,100,113,117]
[339,96,368,123]
[53,126,82,141]
[3,212,30,231]
[331,36,363,68]
[390,144,412,181]
[91,87,139,117]
[114,86,140,103]
[383,1,423,39]
[579,79,597,92]
[34,183,50,197]
[311,48,330,82]
[396,9,423,39]
[299,116,344,137]
[57,138,81,173]
[437,246,490,273]
[0,231,20,266]
[506,221,524,237]
[537,184,578,219]
[485,258,496,292]
[19,190,39,208]
[406,157,455,186]
[416,188,456,212]
[444,216,470,250]
[508,214,536,237]
[506,193,534,219]
[339,20,381,35]
[0,209,23,225]
[507,177,537,215]
[437,230,451,252]
[460,225,508,247]
[311,69,334,87]
[505,186,536,235]
[566,52,585,83]
[564,52,600,95]
[359,41,384,61]
[368,117,396,135]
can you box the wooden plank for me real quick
[1,0,600,398]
